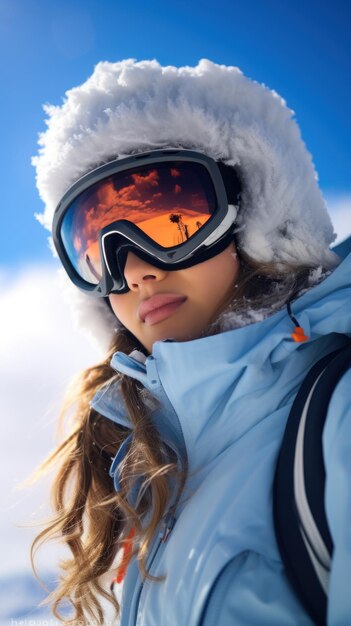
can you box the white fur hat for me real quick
[33,58,337,352]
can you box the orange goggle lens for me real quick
[60,161,217,285]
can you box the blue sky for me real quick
[0,0,350,270]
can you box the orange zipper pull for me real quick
[287,301,309,343]
[291,325,309,343]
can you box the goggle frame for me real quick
[52,149,240,297]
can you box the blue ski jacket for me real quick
[91,245,351,626]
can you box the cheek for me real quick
[108,295,134,330]
[207,250,240,308]
[199,249,240,290]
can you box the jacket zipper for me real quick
[129,510,177,626]
[130,373,185,623]
[127,536,162,626]
[110,354,186,625]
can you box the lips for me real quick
[138,293,187,324]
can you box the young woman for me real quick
[32,59,351,625]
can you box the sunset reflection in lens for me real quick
[61,161,217,284]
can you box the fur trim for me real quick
[33,58,338,351]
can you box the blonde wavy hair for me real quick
[30,251,322,625]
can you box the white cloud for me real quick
[325,193,351,244]
[0,264,102,577]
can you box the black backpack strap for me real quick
[273,338,351,626]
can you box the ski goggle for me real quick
[52,150,241,296]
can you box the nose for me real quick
[123,251,168,291]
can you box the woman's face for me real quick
[108,242,240,354]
